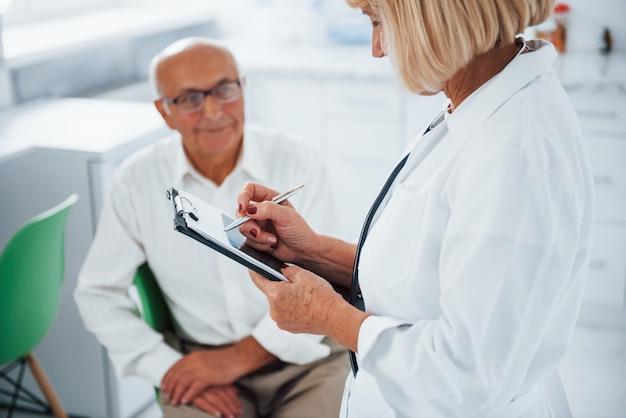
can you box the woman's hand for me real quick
[235,182,319,265]
[250,265,343,335]
[250,265,370,351]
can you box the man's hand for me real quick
[192,385,242,418]
[161,350,240,406]
[161,337,276,408]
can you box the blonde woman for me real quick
[236,0,593,416]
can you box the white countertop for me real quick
[0,98,169,163]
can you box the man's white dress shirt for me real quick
[341,40,594,417]
[75,125,338,387]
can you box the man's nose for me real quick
[201,95,222,119]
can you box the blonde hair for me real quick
[346,0,553,93]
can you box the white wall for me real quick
[0,15,13,108]
[214,0,625,53]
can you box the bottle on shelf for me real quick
[601,27,613,55]
[535,2,570,53]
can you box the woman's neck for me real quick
[443,40,523,113]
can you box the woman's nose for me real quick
[372,42,386,58]
[372,28,386,58]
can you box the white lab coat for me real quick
[340,40,594,417]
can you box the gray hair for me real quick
[148,37,237,100]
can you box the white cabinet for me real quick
[0,98,171,417]
[324,79,404,239]
[584,135,626,222]
[569,92,626,330]
[247,73,442,240]
[245,75,324,156]
[587,224,626,307]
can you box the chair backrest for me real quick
[133,263,173,400]
[133,263,172,333]
[0,194,78,364]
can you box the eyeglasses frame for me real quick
[161,79,243,113]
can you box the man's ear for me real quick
[154,100,176,130]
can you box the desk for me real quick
[0,98,171,417]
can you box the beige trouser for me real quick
[160,336,350,418]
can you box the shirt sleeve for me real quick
[252,315,330,364]
[74,173,181,387]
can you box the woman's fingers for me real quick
[238,201,294,249]
[235,182,278,218]
[249,270,281,294]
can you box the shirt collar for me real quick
[172,125,269,187]
[446,39,557,136]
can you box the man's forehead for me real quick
[158,48,238,88]
[166,45,235,70]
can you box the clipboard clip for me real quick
[167,187,199,229]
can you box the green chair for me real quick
[132,262,173,400]
[133,262,172,335]
[0,194,78,418]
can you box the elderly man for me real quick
[75,37,348,418]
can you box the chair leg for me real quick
[25,353,68,418]
[1,358,48,416]
[5,358,28,418]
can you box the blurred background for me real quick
[0,1,625,417]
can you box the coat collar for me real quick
[399,39,557,191]
[447,39,557,137]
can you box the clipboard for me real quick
[167,187,287,282]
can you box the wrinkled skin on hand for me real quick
[161,350,242,416]
[249,265,344,335]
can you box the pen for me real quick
[223,184,305,231]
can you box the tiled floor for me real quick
[5,323,625,418]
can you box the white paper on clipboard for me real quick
[168,187,288,282]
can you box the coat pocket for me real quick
[359,183,427,288]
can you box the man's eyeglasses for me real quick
[162,80,242,113]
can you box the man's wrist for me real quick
[227,336,277,379]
